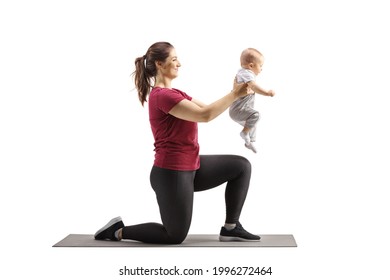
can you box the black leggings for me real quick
[121,155,251,244]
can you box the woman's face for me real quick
[159,48,181,79]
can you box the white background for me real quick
[1,0,389,279]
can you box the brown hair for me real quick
[240,48,263,66]
[132,42,174,106]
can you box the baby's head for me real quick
[240,48,264,75]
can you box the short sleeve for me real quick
[236,69,256,83]
[157,88,189,114]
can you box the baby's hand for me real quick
[268,90,275,97]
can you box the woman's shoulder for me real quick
[151,87,187,96]
[151,87,176,93]
[149,87,190,112]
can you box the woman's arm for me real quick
[169,83,248,123]
[191,98,207,108]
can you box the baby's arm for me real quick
[247,81,275,97]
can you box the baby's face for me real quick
[251,55,264,75]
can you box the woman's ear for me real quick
[155,60,163,69]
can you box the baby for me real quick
[229,48,275,153]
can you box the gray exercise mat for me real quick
[53,234,297,247]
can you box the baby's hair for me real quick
[240,48,263,66]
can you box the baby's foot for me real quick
[245,142,257,153]
[240,131,250,144]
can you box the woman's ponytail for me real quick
[132,42,174,106]
[133,55,151,106]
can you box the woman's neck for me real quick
[154,75,172,89]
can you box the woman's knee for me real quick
[166,228,189,244]
[164,215,192,244]
[234,155,252,173]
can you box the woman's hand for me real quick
[231,78,249,99]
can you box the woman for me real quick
[94,42,260,244]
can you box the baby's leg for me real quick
[249,123,258,142]
[245,111,260,138]
[244,111,260,153]
[230,107,258,129]
[230,107,260,150]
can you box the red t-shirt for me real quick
[148,87,200,171]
